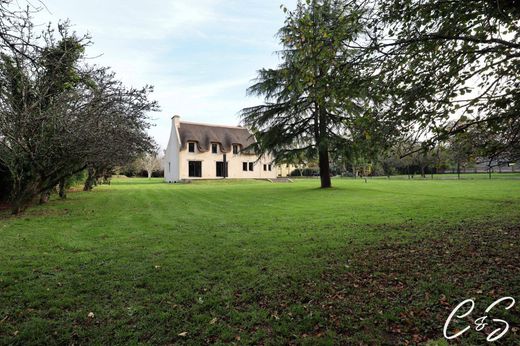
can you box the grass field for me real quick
[1,178,519,345]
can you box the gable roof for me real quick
[178,121,256,154]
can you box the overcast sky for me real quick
[34,0,297,149]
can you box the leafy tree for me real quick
[447,130,475,179]
[468,122,520,178]
[241,0,367,188]
[364,0,520,155]
[0,12,157,213]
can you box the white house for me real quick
[164,115,277,182]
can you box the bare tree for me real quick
[136,151,161,179]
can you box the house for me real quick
[164,115,277,182]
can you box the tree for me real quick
[241,0,368,188]
[136,151,161,179]
[468,121,520,178]
[363,0,520,156]
[0,10,157,213]
[0,23,88,211]
[447,131,475,179]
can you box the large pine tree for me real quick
[241,0,366,188]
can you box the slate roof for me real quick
[178,121,256,154]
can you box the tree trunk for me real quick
[10,187,33,215]
[10,179,38,214]
[39,189,51,204]
[11,197,30,215]
[318,145,331,188]
[59,178,67,199]
[314,101,331,188]
[84,167,96,191]
[457,162,461,180]
[147,170,152,179]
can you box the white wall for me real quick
[179,145,277,180]
[164,116,181,183]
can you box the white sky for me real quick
[33,0,297,149]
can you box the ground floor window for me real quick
[188,161,202,177]
[249,162,254,171]
[263,164,267,171]
[243,162,248,171]
[268,164,272,171]
[216,161,228,177]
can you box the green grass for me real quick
[1,178,519,345]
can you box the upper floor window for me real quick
[232,144,239,154]
[212,143,218,154]
[188,142,195,153]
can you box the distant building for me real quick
[164,116,277,182]
[277,163,297,177]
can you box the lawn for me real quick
[0,178,519,345]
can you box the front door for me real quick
[216,161,228,177]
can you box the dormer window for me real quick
[188,142,195,153]
[212,143,218,154]
[232,144,239,154]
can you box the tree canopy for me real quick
[0,3,158,213]
[241,0,376,188]
[364,0,520,160]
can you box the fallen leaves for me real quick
[238,224,520,344]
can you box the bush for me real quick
[290,168,320,176]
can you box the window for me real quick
[233,144,239,154]
[263,164,267,171]
[168,162,171,173]
[242,162,248,171]
[268,164,272,171]
[216,162,228,177]
[212,143,218,154]
[188,142,195,153]
[188,161,202,177]
[249,162,254,171]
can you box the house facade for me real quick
[164,116,277,182]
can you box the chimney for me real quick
[172,115,180,128]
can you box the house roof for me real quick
[178,121,256,154]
